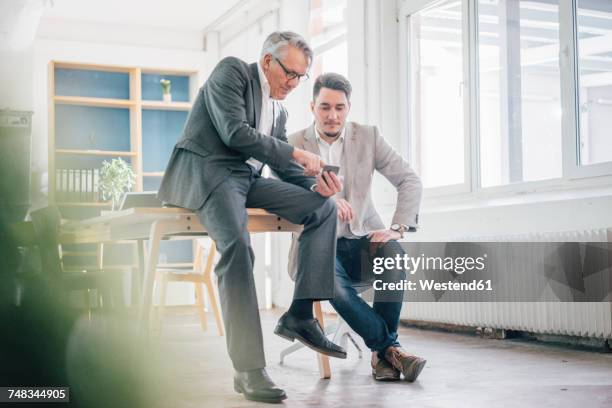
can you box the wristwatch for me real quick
[390,223,406,238]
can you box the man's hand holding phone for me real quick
[313,170,342,197]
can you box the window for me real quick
[478,0,563,187]
[576,0,612,166]
[409,0,467,189]
[403,0,612,196]
[309,0,348,80]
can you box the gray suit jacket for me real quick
[286,122,423,278]
[158,56,315,209]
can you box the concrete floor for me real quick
[153,307,612,408]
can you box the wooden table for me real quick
[60,206,331,378]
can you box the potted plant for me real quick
[160,78,172,102]
[99,158,135,210]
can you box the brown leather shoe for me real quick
[384,346,426,382]
[371,353,400,381]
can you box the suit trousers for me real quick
[195,166,337,371]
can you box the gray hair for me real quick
[313,73,352,101]
[261,31,313,64]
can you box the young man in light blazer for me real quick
[288,73,426,382]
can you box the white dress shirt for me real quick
[246,62,278,172]
[315,128,361,239]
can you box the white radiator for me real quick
[402,228,612,339]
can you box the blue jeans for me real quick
[329,236,407,359]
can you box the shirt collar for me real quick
[315,126,346,146]
[257,62,271,98]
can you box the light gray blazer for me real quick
[286,121,423,279]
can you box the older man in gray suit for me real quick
[288,73,427,383]
[158,32,346,404]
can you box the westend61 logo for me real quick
[372,253,488,275]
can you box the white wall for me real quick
[2,21,217,213]
[0,49,34,111]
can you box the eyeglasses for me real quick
[274,57,309,82]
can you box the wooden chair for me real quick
[154,238,224,336]
[29,206,125,312]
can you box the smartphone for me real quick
[322,165,340,174]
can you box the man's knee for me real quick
[301,196,336,226]
[228,234,254,260]
[319,197,336,219]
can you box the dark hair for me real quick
[313,73,352,101]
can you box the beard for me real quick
[321,124,343,139]
[323,130,342,139]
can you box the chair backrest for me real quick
[30,206,63,277]
[196,239,217,279]
[3,221,35,277]
[7,221,37,276]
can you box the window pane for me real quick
[577,0,612,166]
[309,0,348,103]
[478,0,562,187]
[410,0,465,188]
[309,0,347,50]
[312,41,348,79]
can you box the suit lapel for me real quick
[343,122,357,196]
[249,62,261,130]
[303,124,322,155]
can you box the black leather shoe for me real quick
[274,312,347,359]
[233,368,286,403]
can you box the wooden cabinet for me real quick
[48,61,199,274]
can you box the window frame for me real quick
[402,0,473,197]
[399,0,612,202]
[562,0,612,179]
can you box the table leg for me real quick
[138,216,199,331]
[314,301,332,379]
[139,220,164,332]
